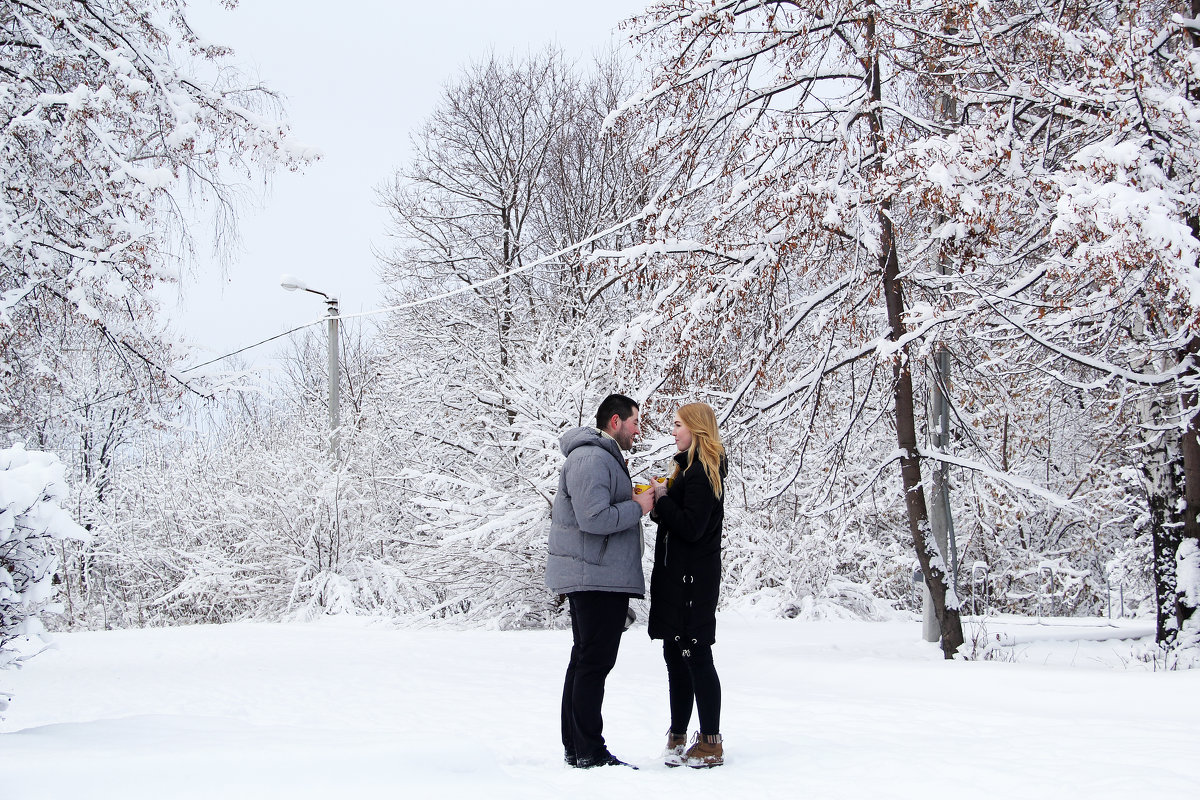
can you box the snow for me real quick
[278,273,311,293]
[1,614,1194,799]
[1177,538,1200,606]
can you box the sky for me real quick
[170,0,649,373]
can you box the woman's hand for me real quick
[652,477,669,500]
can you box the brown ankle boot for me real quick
[685,732,723,768]
[662,730,688,767]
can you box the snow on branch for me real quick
[917,447,1074,508]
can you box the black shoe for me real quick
[564,750,578,767]
[575,750,638,769]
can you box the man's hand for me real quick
[633,487,655,515]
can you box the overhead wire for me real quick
[173,207,647,374]
[179,319,325,373]
[17,207,651,428]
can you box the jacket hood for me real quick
[560,425,623,462]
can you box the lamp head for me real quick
[280,274,308,292]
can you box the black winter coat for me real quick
[647,451,727,646]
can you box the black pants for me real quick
[664,638,722,735]
[561,591,629,759]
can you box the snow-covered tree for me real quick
[613,0,984,655]
[372,49,653,626]
[0,0,315,634]
[0,0,313,455]
[602,0,1200,659]
[889,0,1200,654]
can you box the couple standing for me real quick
[546,394,728,770]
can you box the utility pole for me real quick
[281,275,341,459]
[923,87,960,642]
[325,295,341,458]
[924,340,958,639]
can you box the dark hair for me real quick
[595,394,638,430]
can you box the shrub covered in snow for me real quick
[1,444,89,678]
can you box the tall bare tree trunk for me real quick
[1178,334,1200,637]
[866,11,963,658]
[1178,2,1200,645]
[881,207,964,658]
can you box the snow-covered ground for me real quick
[1,612,1194,799]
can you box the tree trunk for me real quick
[866,11,963,658]
[1145,437,1183,644]
[1165,0,1200,655]
[882,207,964,658]
[1177,66,1200,632]
[1178,334,1200,637]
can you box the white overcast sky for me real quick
[171,0,649,371]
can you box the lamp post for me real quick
[281,274,341,458]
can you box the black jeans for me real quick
[561,591,629,759]
[664,638,722,735]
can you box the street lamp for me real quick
[281,274,341,458]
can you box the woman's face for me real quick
[672,414,693,452]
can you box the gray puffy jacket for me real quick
[545,427,645,596]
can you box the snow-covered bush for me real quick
[57,401,419,627]
[1,444,89,675]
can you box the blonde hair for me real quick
[671,402,726,499]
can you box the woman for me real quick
[648,402,728,768]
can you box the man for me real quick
[546,393,655,769]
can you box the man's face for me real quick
[607,408,641,451]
